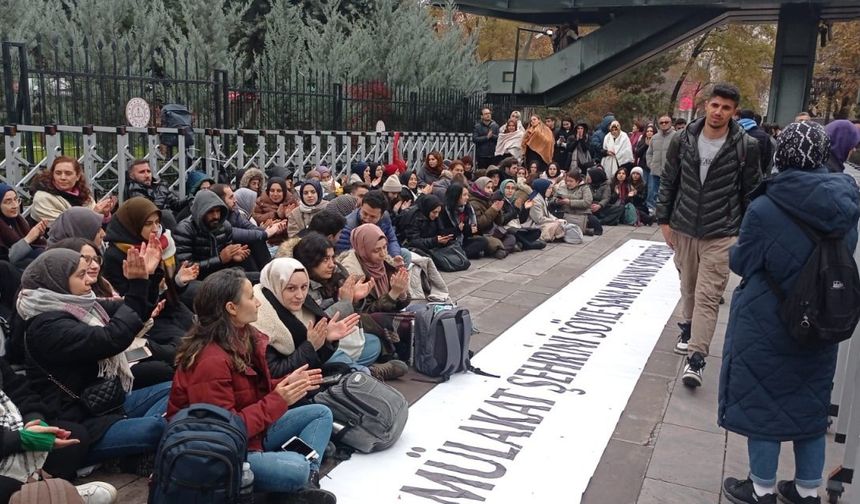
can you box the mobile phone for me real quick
[124,345,152,363]
[281,436,319,460]
[320,373,343,387]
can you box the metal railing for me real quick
[1,124,474,210]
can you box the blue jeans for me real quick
[327,332,382,371]
[647,173,660,210]
[86,381,171,463]
[748,436,826,488]
[246,405,333,493]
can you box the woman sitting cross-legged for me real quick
[17,247,171,471]
[168,268,336,503]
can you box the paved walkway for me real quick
[93,222,855,503]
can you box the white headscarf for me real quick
[260,257,306,307]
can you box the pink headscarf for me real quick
[349,224,389,297]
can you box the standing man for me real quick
[473,108,500,170]
[656,84,761,388]
[674,117,687,131]
[646,114,676,212]
[737,109,774,176]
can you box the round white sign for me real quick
[125,97,151,128]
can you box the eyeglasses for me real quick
[81,255,103,266]
[659,121,670,125]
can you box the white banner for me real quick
[324,239,680,503]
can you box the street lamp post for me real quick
[511,27,554,104]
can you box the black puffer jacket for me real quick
[173,190,233,278]
[656,118,761,239]
[125,180,187,213]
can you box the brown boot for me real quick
[369,360,408,381]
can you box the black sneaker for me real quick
[682,352,706,388]
[724,477,777,504]
[777,480,821,504]
[673,321,692,355]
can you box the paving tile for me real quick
[613,374,674,445]
[468,280,524,300]
[646,423,726,494]
[526,265,586,288]
[500,290,550,309]
[509,256,565,276]
[445,277,489,299]
[453,294,496,316]
[637,477,720,504]
[662,356,722,434]
[471,301,532,335]
[518,280,559,295]
[643,350,683,379]
[581,439,653,504]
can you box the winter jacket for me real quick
[124,180,187,213]
[239,168,266,192]
[468,189,502,234]
[589,115,614,160]
[555,181,593,215]
[656,118,762,239]
[287,202,328,237]
[29,185,96,225]
[718,168,860,441]
[634,138,650,171]
[23,279,152,442]
[473,120,500,159]
[335,209,403,258]
[745,125,774,176]
[252,285,338,379]
[226,209,267,244]
[646,128,676,178]
[566,124,593,172]
[173,190,234,278]
[588,168,611,209]
[400,206,444,252]
[167,330,288,452]
[338,250,411,313]
[253,193,291,225]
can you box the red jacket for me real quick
[167,329,288,451]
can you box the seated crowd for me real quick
[0,145,624,504]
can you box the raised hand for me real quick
[25,220,48,244]
[389,268,409,299]
[177,261,199,284]
[142,232,164,274]
[306,318,329,350]
[150,299,166,319]
[338,275,357,304]
[326,312,361,341]
[123,247,149,280]
[352,277,373,301]
[274,375,313,406]
[266,220,288,238]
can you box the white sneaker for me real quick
[76,481,118,504]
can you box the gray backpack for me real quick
[314,372,408,453]
[406,304,497,381]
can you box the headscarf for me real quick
[17,249,134,392]
[350,224,389,297]
[774,121,831,172]
[825,120,860,165]
[499,179,517,204]
[186,171,214,196]
[299,179,323,212]
[530,178,552,200]
[522,120,555,164]
[260,257,306,308]
[469,176,493,199]
[417,194,443,217]
[351,161,369,179]
[0,184,36,250]
[234,188,258,218]
[112,197,176,269]
[265,177,296,207]
[47,207,103,245]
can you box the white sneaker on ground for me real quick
[76,481,117,504]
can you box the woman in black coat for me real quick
[17,248,170,467]
[441,183,489,259]
[102,197,198,365]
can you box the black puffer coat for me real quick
[125,180,187,213]
[173,190,233,278]
[656,118,761,239]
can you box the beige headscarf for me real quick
[253,257,308,355]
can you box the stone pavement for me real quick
[91,222,855,503]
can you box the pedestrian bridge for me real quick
[456,0,860,125]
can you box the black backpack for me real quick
[160,104,194,148]
[149,404,248,504]
[764,196,860,346]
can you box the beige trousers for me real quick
[672,231,736,357]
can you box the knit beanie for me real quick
[774,121,831,171]
[630,166,644,178]
[382,174,402,193]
